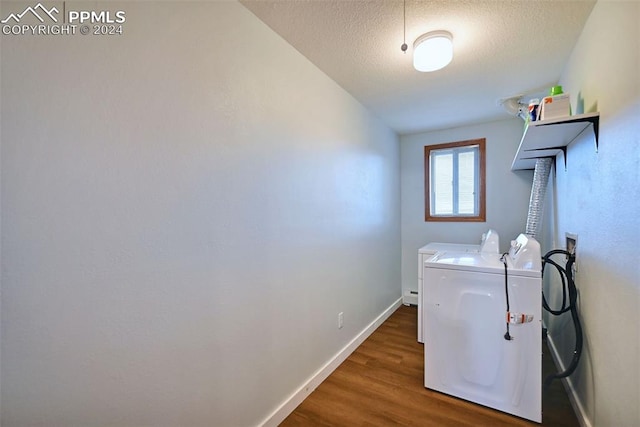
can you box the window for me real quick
[424,138,486,222]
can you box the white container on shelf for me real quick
[539,93,571,120]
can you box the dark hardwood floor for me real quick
[281,305,579,426]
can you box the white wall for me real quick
[0,2,401,426]
[400,119,533,297]
[541,2,640,426]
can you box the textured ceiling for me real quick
[240,0,596,135]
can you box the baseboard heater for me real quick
[403,290,419,306]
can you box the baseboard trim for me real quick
[258,297,403,427]
[546,334,592,427]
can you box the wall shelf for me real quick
[511,112,600,171]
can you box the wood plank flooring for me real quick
[280,305,579,426]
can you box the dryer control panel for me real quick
[479,229,500,253]
[509,234,542,271]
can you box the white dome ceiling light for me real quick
[413,31,453,72]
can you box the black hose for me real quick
[542,250,583,388]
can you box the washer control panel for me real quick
[509,234,541,271]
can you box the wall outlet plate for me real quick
[566,232,578,272]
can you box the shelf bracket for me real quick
[537,114,600,152]
[592,117,600,152]
[523,146,568,170]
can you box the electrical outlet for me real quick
[338,312,344,329]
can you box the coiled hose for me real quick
[542,249,583,388]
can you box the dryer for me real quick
[422,234,542,422]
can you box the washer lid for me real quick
[418,242,479,255]
[425,252,541,277]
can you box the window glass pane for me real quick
[458,149,476,214]
[432,153,453,215]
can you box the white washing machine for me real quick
[416,229,499,343]
[422,234,542,422]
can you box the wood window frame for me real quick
[424,138,486,222]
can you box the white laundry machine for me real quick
[416,229,499,343]
[422,234,542,422]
